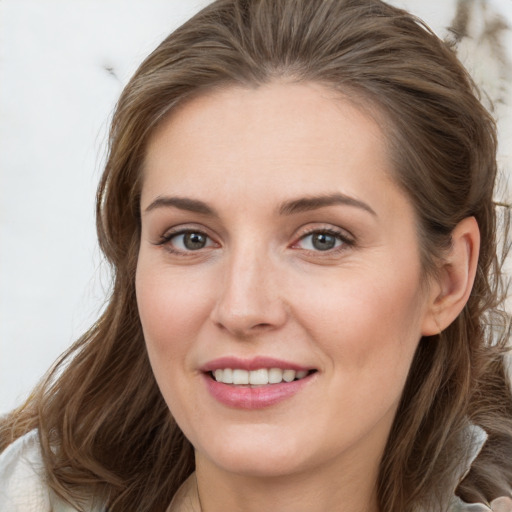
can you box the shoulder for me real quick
[450,496,512,511]
[417,425,512,512]
[448,425,512,512]
[0,430,80,512]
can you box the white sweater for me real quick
[0,431,101,512]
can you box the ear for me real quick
[421,216,480,336]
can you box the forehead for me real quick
[141,81,405,218]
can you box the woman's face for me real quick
[136,82,437,480]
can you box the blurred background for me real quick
[1,0,511,414]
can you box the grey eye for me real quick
[166,231,214,251]
[311,233,337,251]
[296,231,343,252]
[182,232,208,250]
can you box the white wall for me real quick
[1,0,511,414]
[0,0,212,413]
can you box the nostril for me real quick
[212,319,277,339]
[253,322,273,330]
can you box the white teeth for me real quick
[233,369,249,385]
[282,369,296,382]
[212,367,311,385]
[222,368,233,383]
[249,368,268,385]
[268,368,283,384]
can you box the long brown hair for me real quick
[2,1,511,510]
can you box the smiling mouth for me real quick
[209,368,317,386]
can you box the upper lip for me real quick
[200,356,313,372]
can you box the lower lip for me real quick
[203,373,314,409]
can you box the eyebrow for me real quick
[279,193,376,217]
[144,192,376,217]
[144,196,218,216]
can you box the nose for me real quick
[210,246,288,338]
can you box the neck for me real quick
[195,450,380,512]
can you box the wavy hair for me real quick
[2,0,511,510]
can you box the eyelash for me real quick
[156,228,217,255]
[292,228,354,254]
[155,226,355,256]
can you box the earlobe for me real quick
[421,217,480,336]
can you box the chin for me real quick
[205,453,308,479]
[195,429,312,478]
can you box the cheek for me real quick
[135,261,212,363]
[297,271,425,435]
[135,261,215,425]
[295,266,425,375]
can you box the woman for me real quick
[1,0,511,511]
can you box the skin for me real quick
[135,82,479,512]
